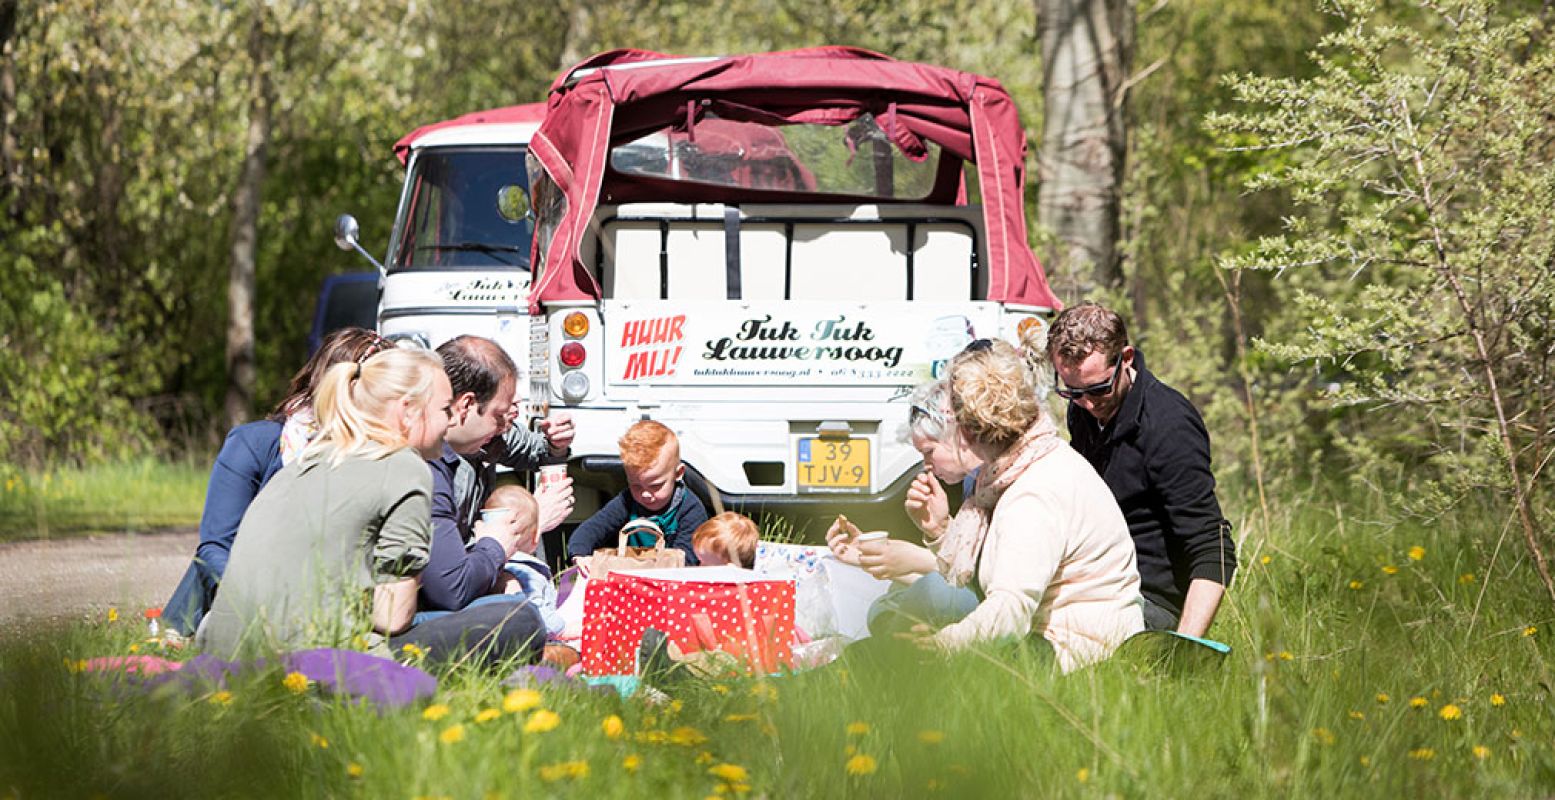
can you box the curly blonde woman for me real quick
[837,339,1144,672]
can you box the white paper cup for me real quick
[481,507,515,525]
[538,464,568,486]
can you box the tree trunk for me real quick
[224,14,272,430]
[1037,0,1133,293]
[0,0,19,219]
[557,1,592,72]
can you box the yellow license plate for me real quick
[796,437,870,492]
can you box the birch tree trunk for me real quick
[224,13,271,429]
[1037,0,1133,292]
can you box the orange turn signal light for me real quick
[563,311,590,338]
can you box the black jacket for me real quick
[1066,355,1237,619]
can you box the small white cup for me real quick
[481,507,515,525]
[538,464,568,486]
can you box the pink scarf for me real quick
[926,413,1063,588]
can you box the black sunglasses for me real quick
[964,338,994,354]
[1055,356,1125,400]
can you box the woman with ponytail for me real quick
[193,346,449,653]
[163,328,392,636]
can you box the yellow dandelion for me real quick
[1523,625,1538,637]
[1376,693,1390,704]
[1076,767,1090,783]
[709,763,749,783]
[695,751,715,765]
[400,642,426,659]
[724,713,758,723]
[846,721,870,736]
[1381,565,1399,575]
[439,724,466,744]
[422,703,451,721]
[1409,747,1435,761]
[668,699,684,716]
[474,708,502,724]
[730,783,751,795]
[845,754,877,776]
[1348,710,1364,721]
[1407,546,1425,561]
[1439,704,1462,721]
[1359,755,1371,768]
[107,607,119,623]
[602,714,625,739]
[667,726,708,747]
[1348,580,1364,590]
[1490,693,1506,707]
[346,762,364,778]
[1259,555,1271,566]
[1311,727,1336,746]
[503,688,541,714]
[1472,745,1490,760]
[1278,651,1293,661]
[282,672,310,694]
[623,754,643,773]
[918,730,945,745]
[128,644,140,654]
[712,684,730,694]
[844,744,857,757]
[537,760,589,782]
[1459,573,1475,584]
[209,690,233,706]
[1409,696,1428,709]
[524,709,561,734]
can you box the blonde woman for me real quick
[196,346,453,657]
[839,340,1145,672]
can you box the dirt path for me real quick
[0,530,196,626]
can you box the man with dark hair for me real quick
[420,335,575,614]
[1046,302,1237,637]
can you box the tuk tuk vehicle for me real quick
[522,47,1062,534]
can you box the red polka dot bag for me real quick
[581,566,797,676]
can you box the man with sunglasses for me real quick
[1047,303,1237,638]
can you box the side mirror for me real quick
[334,214,361,252]
[332,213,386,276]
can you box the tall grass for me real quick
[2,488,1552,798]
[0,459,208,541]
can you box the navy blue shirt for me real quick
[566,484,707,564]
[418,444,509,612]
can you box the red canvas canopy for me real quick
[528,48,1061,312]
[393,102,547,165]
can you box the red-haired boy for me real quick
[566,420,709,565]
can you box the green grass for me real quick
[2,488,1553,798]
[0,459,208,540]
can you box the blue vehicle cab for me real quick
[307,271,379,354]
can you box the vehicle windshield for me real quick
[391,147,533,271]
[610,113,942,200]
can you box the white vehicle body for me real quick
[533,200,1046,527]
[378,109,542,398]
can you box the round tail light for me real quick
[563,311,590,338]
[559,342,586,368]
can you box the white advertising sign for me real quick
[605,300,995,386]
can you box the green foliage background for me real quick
[2,0,1551,553]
